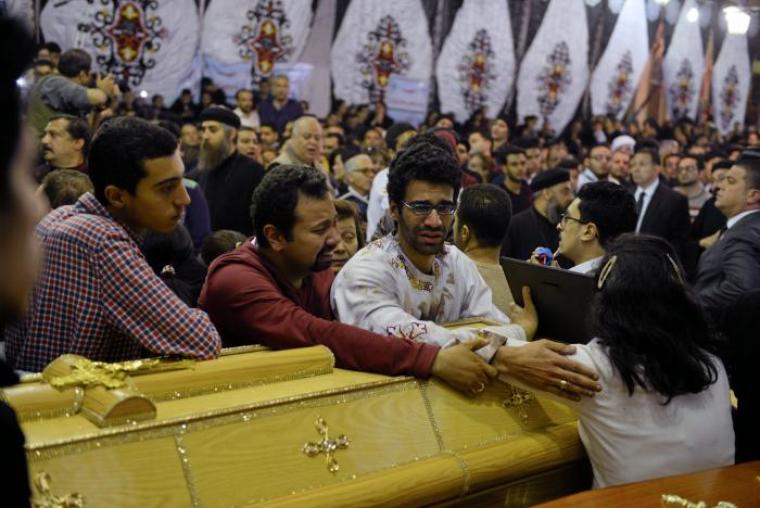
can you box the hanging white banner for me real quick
[435,0,515,122]
[330,0,433,106]
[516,0,589,134]
[711,33,751,135]
[662,0,704,120]
[201,0,313,96]
[590,0,649,119]
[40,0,200,103]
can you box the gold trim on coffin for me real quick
[31,472,84,508]
[27,375,575,506]
[660,494,737,508]
[12,352,336,422]
[26,377,415,460]
[44,357,196,390]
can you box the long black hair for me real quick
[591,233,720,403]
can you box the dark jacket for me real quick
[258,97,304,135]
[695,211,760,311]
[638,183,691,265]
[502,206,558,261]
[188,152,264,236]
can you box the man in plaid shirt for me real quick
[5,117,221,372]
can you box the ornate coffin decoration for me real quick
[6,326,590,507]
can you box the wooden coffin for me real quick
[5,343,590,507]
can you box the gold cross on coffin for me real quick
[302,416,350,473]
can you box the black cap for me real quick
[529,168,570,193]
[199,106,241,129]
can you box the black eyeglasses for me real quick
[401,200,457,216]
[559,212,588,226]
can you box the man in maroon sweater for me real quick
[200,165,497,393]
[200,165,601,398]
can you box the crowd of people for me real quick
[2,17,760,504]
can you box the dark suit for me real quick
[695,211,760,310]
[637,182,691,268]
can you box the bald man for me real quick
[269,115,323,169]
[338,153,378,220]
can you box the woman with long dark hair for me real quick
[502,233,734,488]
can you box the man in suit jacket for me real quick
[631,147,691,271]
[695,156,760,311]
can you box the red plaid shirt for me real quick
[5,193,221,372]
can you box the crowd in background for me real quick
[3,27,760,502]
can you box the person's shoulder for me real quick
[342,236,396,271]
[232,152,265,175]
[573,339,615,379]
[444,243,475,267]
[509,206,533,226]
[206,243,263,285]
[40,201,129,247]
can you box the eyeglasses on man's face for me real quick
[559,212,588,226]
[401,200,457,216]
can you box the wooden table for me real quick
[536,461,760,507]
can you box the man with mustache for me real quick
[200,164,498,395]
[190,106,265,236]
[332,135,601,400]
[33,114,89,183]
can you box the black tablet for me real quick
[501,257,595,344]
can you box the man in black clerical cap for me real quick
[502,168,574,261]
[189,106,265,236]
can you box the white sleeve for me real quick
[331,254,472,348]
[498,340,601,413]
[365,170,388,242]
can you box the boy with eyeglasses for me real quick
[332,135,602,400]
[555,181,637,274]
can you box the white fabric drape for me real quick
[662,0,704,120]
[40,0,200,103]
[201,0,312,96]
[331,0,433,106]
[711,33,751,135]
[435,0,515,122]
[515,0,589,134]
[590,0,649,119]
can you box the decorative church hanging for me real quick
[536,41,572,119]
[710,32,751,135]
[356,15,411,103]
[331,0,432,107]
[669,59,696,120]
[590,0,649,120]
[435,0,514,122]
[201,0,312,96]
[234,0,296,89]
[605,51,634,117]
[77,0,164,87]
[663,0,704,120]
[516,0,588,133]
[41,0,200,102]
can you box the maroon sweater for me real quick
[199,242,439,378]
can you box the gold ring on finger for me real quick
[559,379,569,390]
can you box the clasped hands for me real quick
[431,286,601,400]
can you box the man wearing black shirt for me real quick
[189,106,264,236]
[492,146,532,215]
[503,168,573,260]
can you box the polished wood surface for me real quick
[536,461,760,508]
